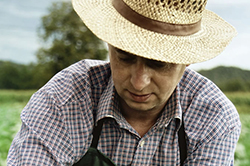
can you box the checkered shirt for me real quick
[7,60,241,165]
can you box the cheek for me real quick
[156,71,184,99]
[110,63,128,88]
[157,79,176,96]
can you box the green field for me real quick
[0,90,249,165]
[0,90,35,165]
[226,92,250,166]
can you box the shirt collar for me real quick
[161,84,183,129]
[95,77,123,125]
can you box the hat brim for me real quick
[72,0,237,64]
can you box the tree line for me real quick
[198,66,250,92]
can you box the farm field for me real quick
[0,90,249,165]
[225,92,250,166]
[0,90,35,165]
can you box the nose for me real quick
[130,60,151,91]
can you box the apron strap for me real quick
[178,118,187,166]
[90,118,108,148]
[73,118,117,166]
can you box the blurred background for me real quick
[0,0,249,165]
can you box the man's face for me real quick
[108,45,186,113]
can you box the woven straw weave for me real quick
[123,0,207,24]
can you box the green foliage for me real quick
[235,114,250,166]
[0,90,35,165]
[225,92,250,114]
[219,80,249,92]
[198,66,250,92]
[226,92,250,165]
[0,103,25,165]
[36,1,108,85]
[0,89,36,103]
[0,61,37,89]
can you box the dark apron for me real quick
[74,118,187,166]
[73,118,116,166]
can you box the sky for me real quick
[0,0,249,71]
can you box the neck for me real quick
[119,98,165,137]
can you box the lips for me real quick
[129,92,152,102]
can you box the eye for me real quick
[118,56,136,63]
[146,59,171,70]
[114,48,137,64]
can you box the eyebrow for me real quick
[114,47,136,57]
[113,46,173,66]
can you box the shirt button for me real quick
[139,140,145,147]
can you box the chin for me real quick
[126,101,156,112]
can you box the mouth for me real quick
[129,92,152,102]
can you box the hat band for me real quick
[112,0,201,36]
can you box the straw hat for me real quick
[72,0,237,64]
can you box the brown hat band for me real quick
[112,0,201,36]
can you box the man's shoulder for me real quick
[180,68,239,128]
[179,67,216,95]
[20,59,111,133]
[65,59,110,75]
[38,59,111,106]
[181,68,240,147]
[180,68,237,118]
[55,59,110,83]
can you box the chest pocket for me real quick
[73,118,116,166]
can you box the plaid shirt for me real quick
[8,60,241,165]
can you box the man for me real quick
[8,0,241,165]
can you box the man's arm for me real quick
[7,90,75,165]
[185,118,241,165]
[7,123,63,165]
